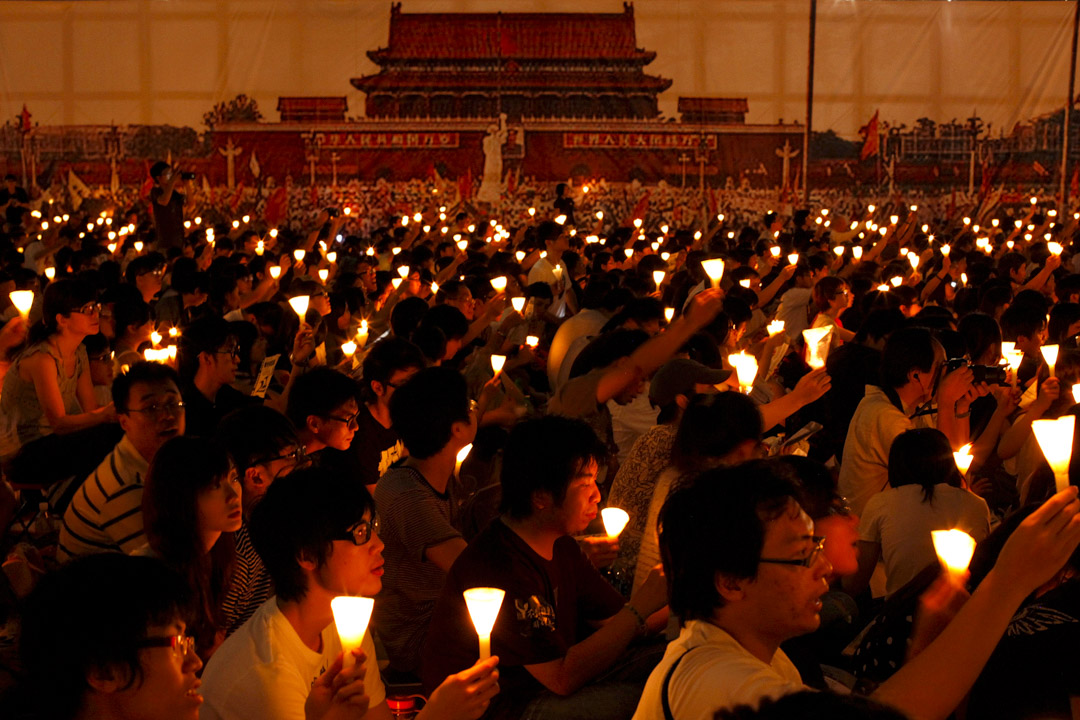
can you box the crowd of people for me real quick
[0,161,1078,720]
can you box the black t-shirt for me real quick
[967,580,1080,720]
[823,343,881,456]
[553,196,576,225]
[0,186,29,226]
[180,382,258,437]
[420,518,624,718]
[150,186,185,250]
[320,405,403,489]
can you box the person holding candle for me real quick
[110,292,154,371]
[10,554,203,720]
[141,436,242,660]
[844,428,991,599]
[200,468,499,720]
[809,276,855,348]
[774,257,829,342]
[422,415,669,720]
[1000,301,1049,391]
[372,366,476,676]
[175,316,256,438]
[527,221,572,318]
[58,361,185,560]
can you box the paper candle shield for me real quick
[1032,415,1076,493]
[802,326,833,370]
[464,587,506,660]
[931,530,976,582]
[953,444,974,475]
[511,297,526,313]
[288,296,310,318]
[601,508,630,538]
[331,596,375,669]
[9,290,33,317]
[490,354,506,375]
[701,259,725,288]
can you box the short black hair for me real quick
[389,366,470,459]
[716,690,908,720]
[879,327,938,389]
[499,415,606,519]
[361,336,425,398]
[248,467,374,603]
[112,361,181,413]
[659,460,799,622]
[888,428,963,502]
[17,554,192,720]
[176,316,236,381]
[285,367,359,430]
[672,393,763,474]
[149,161,170,180]
[217,405,299,471]
[1000,301,1047,342]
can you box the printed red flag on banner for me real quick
[140,160,154,199]
[630,192,651,224]
[265,186,288,227]
[230,182,245,214]
[1072,166,1079,198]
[19,105,31,133]
[859,110,880,161]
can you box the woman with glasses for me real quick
[0,278,118,484]
[10,553,203,720]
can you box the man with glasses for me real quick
[839,327,976,517]
[217,406,308,634]
[285,366,361,457]
[176,316,256,438]
[200,468,500,720]
[59,362,185,560]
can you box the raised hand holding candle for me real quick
[293,249,305,263]
[288,295,310,318]
[1032,415,1076,492]
[652,270,665,288]
[767,319,786,337]
[601,508,630,538]
[331,596,375,669]
[953,444,974,475]
[9,290,33,318]
[464,588,505,661]
[931,530,976,585]
[1042,345,1060,377]
[701,258,725,289]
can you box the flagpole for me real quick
[802,0,817,206]
[1061,0,1080,205]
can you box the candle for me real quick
[511,297,525,313]
[330,596,375,669]
[256,240,264,256]
[941,244,951,257]
[528,207,536,217]
[867,204,876,213]
[833,246,844,257]
[491,354,506,376]
[909,254,920,270]
[596,210,604,221]
[397,266,410,279]
[767,319,786,337]
[293,249,306,262]
[525,335,539,348]
[134,241,144,252]
[633,218,643,229]
[341,340,357,357]
[515,250,525,262]
[391,278,402,289]
[1042,345,1060,377]
[664,307,675,323]
[931,530,976,585]
[701,258,725,289]
[318,268,329,283]
[490,276,507,293]
[803,327,832,369]
[852,246,863,260]
[1074,383,1080,402]
[890,276,903,288]
[269,266,282,280]
[44,267,55,281]
[889,215,899,225]
[457,239,468,252]
[9,290,33,318]
[728,351,758,393]
[1032,415,1076,492]
[624,249,634,259]
[357,319,369,348]
[463,588,505,661]
[555,215,567,225]
[327,251,337,264]
[739,279,751,288]
[953,443,974,475]
[652,270,665,288]
[601,508,630,538]
[288,295,310,318]
[431,281,440,295]
[456,443,473,477]
[1048,242,1064,256]
[150,331,162,347]
[770,246,781,258]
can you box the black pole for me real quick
[803,0,817,206]
[1062,0,1080,204]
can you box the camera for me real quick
[946,358,1008,385]
[180,171,196,181]
[326,207,339,218]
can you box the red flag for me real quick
[139,159,154,200]
[629,192,651,224]
[19,105,31,133]
[1072,166,1079,199]
[230,182,245,214]
[859,110,880,161]
[265,186,288,227]
[506,167,518,195]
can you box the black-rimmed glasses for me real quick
[320,411,361,429]
[759,536,827,569]
[136,634,196,660]
[333,516,380,546]
[72,302,102,316]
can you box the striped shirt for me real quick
[221,523,273,637]
[57,435,151,561]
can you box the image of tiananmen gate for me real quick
[211,3,803,192]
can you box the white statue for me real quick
[477,113,507,204]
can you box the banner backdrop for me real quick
[0,0,1077,226]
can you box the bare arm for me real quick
[22,353,111,434]
[424,537,468,573]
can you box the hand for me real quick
[1033,376,1061,412]
[777,263,799,282]
[578,535,619,569]
[993,486,1080,595]
[991,384,1021,414]
[684,288,724,330]
[422,656,500,720]
[96,402,117,423]
[630,563,668,617]
[1046,253,1063,272]
[969,476,995,498]
[292,324,316,365]
[906,573,971,661]
[0,315,28,352]
[937,364,974,406]
[792,367,831,405]
[955,381,990,415]
[305,650,370,720]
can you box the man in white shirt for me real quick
[839,327,974,516]
[527,221,572,317]
[200,467,500,720]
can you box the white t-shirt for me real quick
[859,484,991,596]
[775,287,813,341]
[633,620,805,720]
[200,597,386,720]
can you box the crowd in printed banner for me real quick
[0,153,1078,720]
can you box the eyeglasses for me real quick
[72,302,102,316]
[824,496,853,518]
[125,400,185,418]
[137,634,196,661]
[759,536,827,569]
[334,516,380,546]
[215,345,241,358]
[321,411,361,430]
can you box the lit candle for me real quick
[601,508,630,538]
[515,250,525,262]
[464,587,505,661]
[288,295,310,318]
[739,279,751,288]
[1048,242,1064,256]
[889,215,899,225]
[555,215,567,225]
[852,246,863,260]
[331,596,375,669]
[953,443,974,475]
[150,331,162,347]
[490,354,506,376]
[318,268,329,283]
[341,340,357,357]
[44,267,55,281]
[134,241,144,252]
[397,266,410,279]
[770,246,781,258]
[294,249,306,262]
[525,335,539,348]
[1074,383,1080,403]
[931,529,976,585]
[169,327,179,338]
[357,319,369,348]
[833,246,844,257]
[1041,345,1060,377]
[431,281,440,295]
[633,218,643,229]
[528,207,536,217]
[701,258,725,289]
[327,251,337,264]
[1032,415,1076,492]
[664,307,675,323]
[624,248,634,259]
[941,244,951,257]
[728,351,758,393]
[803,326,832,369]
[391,278,402,289]
[511,297,525,313]
[490,276,507,293]
[909,254,920,270]
[456,443,473,477]
[269,266,282,280]
[652,270,665,288]
[890,276,903,288]
[767,319,785,337]
[9,290,33,318]
[596,210,604,221]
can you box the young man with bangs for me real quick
[421,415,669,720]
